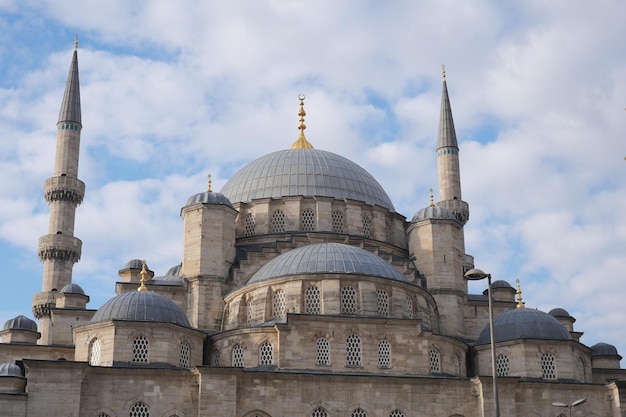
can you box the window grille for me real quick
[429,347,441,373]
[453,354,460,376]
[389,410,405,417]
[213,349,220,367]
[305,286,321,314]
[232,344,244,367]
[132,336,149,363]
[377,289,389,317]
[362,215,371,238]
[301,208,316,231]
[341,286,358,315]
[332,210,344,233]
[244,213,255,237]
[346,334,362,367]
[316,338,330,366]
[259,341,273,365]
[577,358,586,382]
[179,341,190,369]
[385,222,391,242]
[89,338,101,366]
[311,407,328,417]
[271,209,285,233]
[97,413,111,417]
[406,296,414,319]
[541,353,556,380]
[247,298,254,325]
[273,289,286,320]
[377,340,391,368]
[129,402,150,417]
[350,408,367,417]
[496,354,510,377]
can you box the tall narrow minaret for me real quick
[32,38,85,344]
[435,66,469,225]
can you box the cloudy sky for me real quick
[0,1,624,358]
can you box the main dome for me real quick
[220,149,395,211]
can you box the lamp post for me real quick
[464,268,500,417]
[552,398,586,417]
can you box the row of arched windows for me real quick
[242,209,390,242]
[88,336,191,369]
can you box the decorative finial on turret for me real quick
[74,35,79,51]
[442,64,446,81]
[138,260,149,292]
[516,279,525,308]
[429,188,435,206]
[290,94,314,149]
[207,174,212,193]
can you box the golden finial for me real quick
[74,35,79,50]
[138,260,148,292]
[207,174,212,193]
[429,188,435,206]
[516,278,525,308]
[290,94,314,149]
[442,64,446,81]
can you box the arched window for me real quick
[179,341,190,369]
[377,340,391,368]
[132,335,149,363]
[247,297,254,325]
[389,410,405,417]
[351,408,367,417]
[429,347,441,373]
[213,349,220,367]
[273,289,286,320]
[496,353,510,377]
[453,354,461,376]
[129,401,150,417]
[316,338,330,366]
[311,407,328,417]
[232,344,244,367]
[301,208,316,232]
[577,357,586,382]
[259,341,273,366]
[89,338,101,366]
[271,209,285,233]
[541,353,556,380]
[332,210,344,233]
[384,222,391,242]
[362,215,371,238]
[377,289,389,317]
[244,213,255,237]
[305,286,321,314]
[406,296,414,319]
[341,285,358,315]
[346,334,362,367]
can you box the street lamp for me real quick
[552,398,586,417]
[464,268,500,417]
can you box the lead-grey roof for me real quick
[58,47,81,125]
[60,283,85,295]
[477,308,571,345]
[248,242,408,284]
[591,342,621,357]
[411,205,457,222]
[0,362,23,377]
[91,291,191,327]
[3,315,37,332]
[220,149,395,211]
[185,191,233,208]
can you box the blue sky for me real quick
[1,1,625,359]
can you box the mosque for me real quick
[1,41,625,417]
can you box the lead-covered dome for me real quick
[248,242,408,284]
[477,308,571,345]
[3,315,37,332]
[91,291,190,327]
[185,191,233,208]
[411,205,456,222]
[0,362,23,377]
[221,149,395,211]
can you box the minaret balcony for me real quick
[37,234,82,263]
[436,199,470,225]
[32,292,57,318]
[44,176,85,205]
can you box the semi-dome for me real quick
[91,291,191,327]
[411,205,457,223]
[3,315,37,332]
[477,308,571,345]
[166,264,181,276]
[0,362,23,377]
[59,283,85,295]
[221,149,395,211]
[591,342,620,357]
[248,242,408,284]
[185,191,233,208]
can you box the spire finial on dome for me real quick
[429,188,435,206]
[138,260,148,292]
[290,94,314,149]
[74,35,79,50]
[207,174,212,193]
[516,278,525,308]
[442,64,446,81]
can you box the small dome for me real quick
[491,280,513,289]
[91,291,190,327]
[166,264,181,276]
[59,283,85,295]
[548,307,571,318]
[591,342,620,357]
[0,362,23,377]
[123,259,144,270]
[248,242,408,285]
[477,308,571,345]
[411,205,457,223]
[185,191,233,208]
[3,315,37,332]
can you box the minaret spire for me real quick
[435,66,469,225]
[33,40,85,344]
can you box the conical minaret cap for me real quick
[58,36,82,125]
[437,65,457,149]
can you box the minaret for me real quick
[32,38,85,344]
[435,66,469,225]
